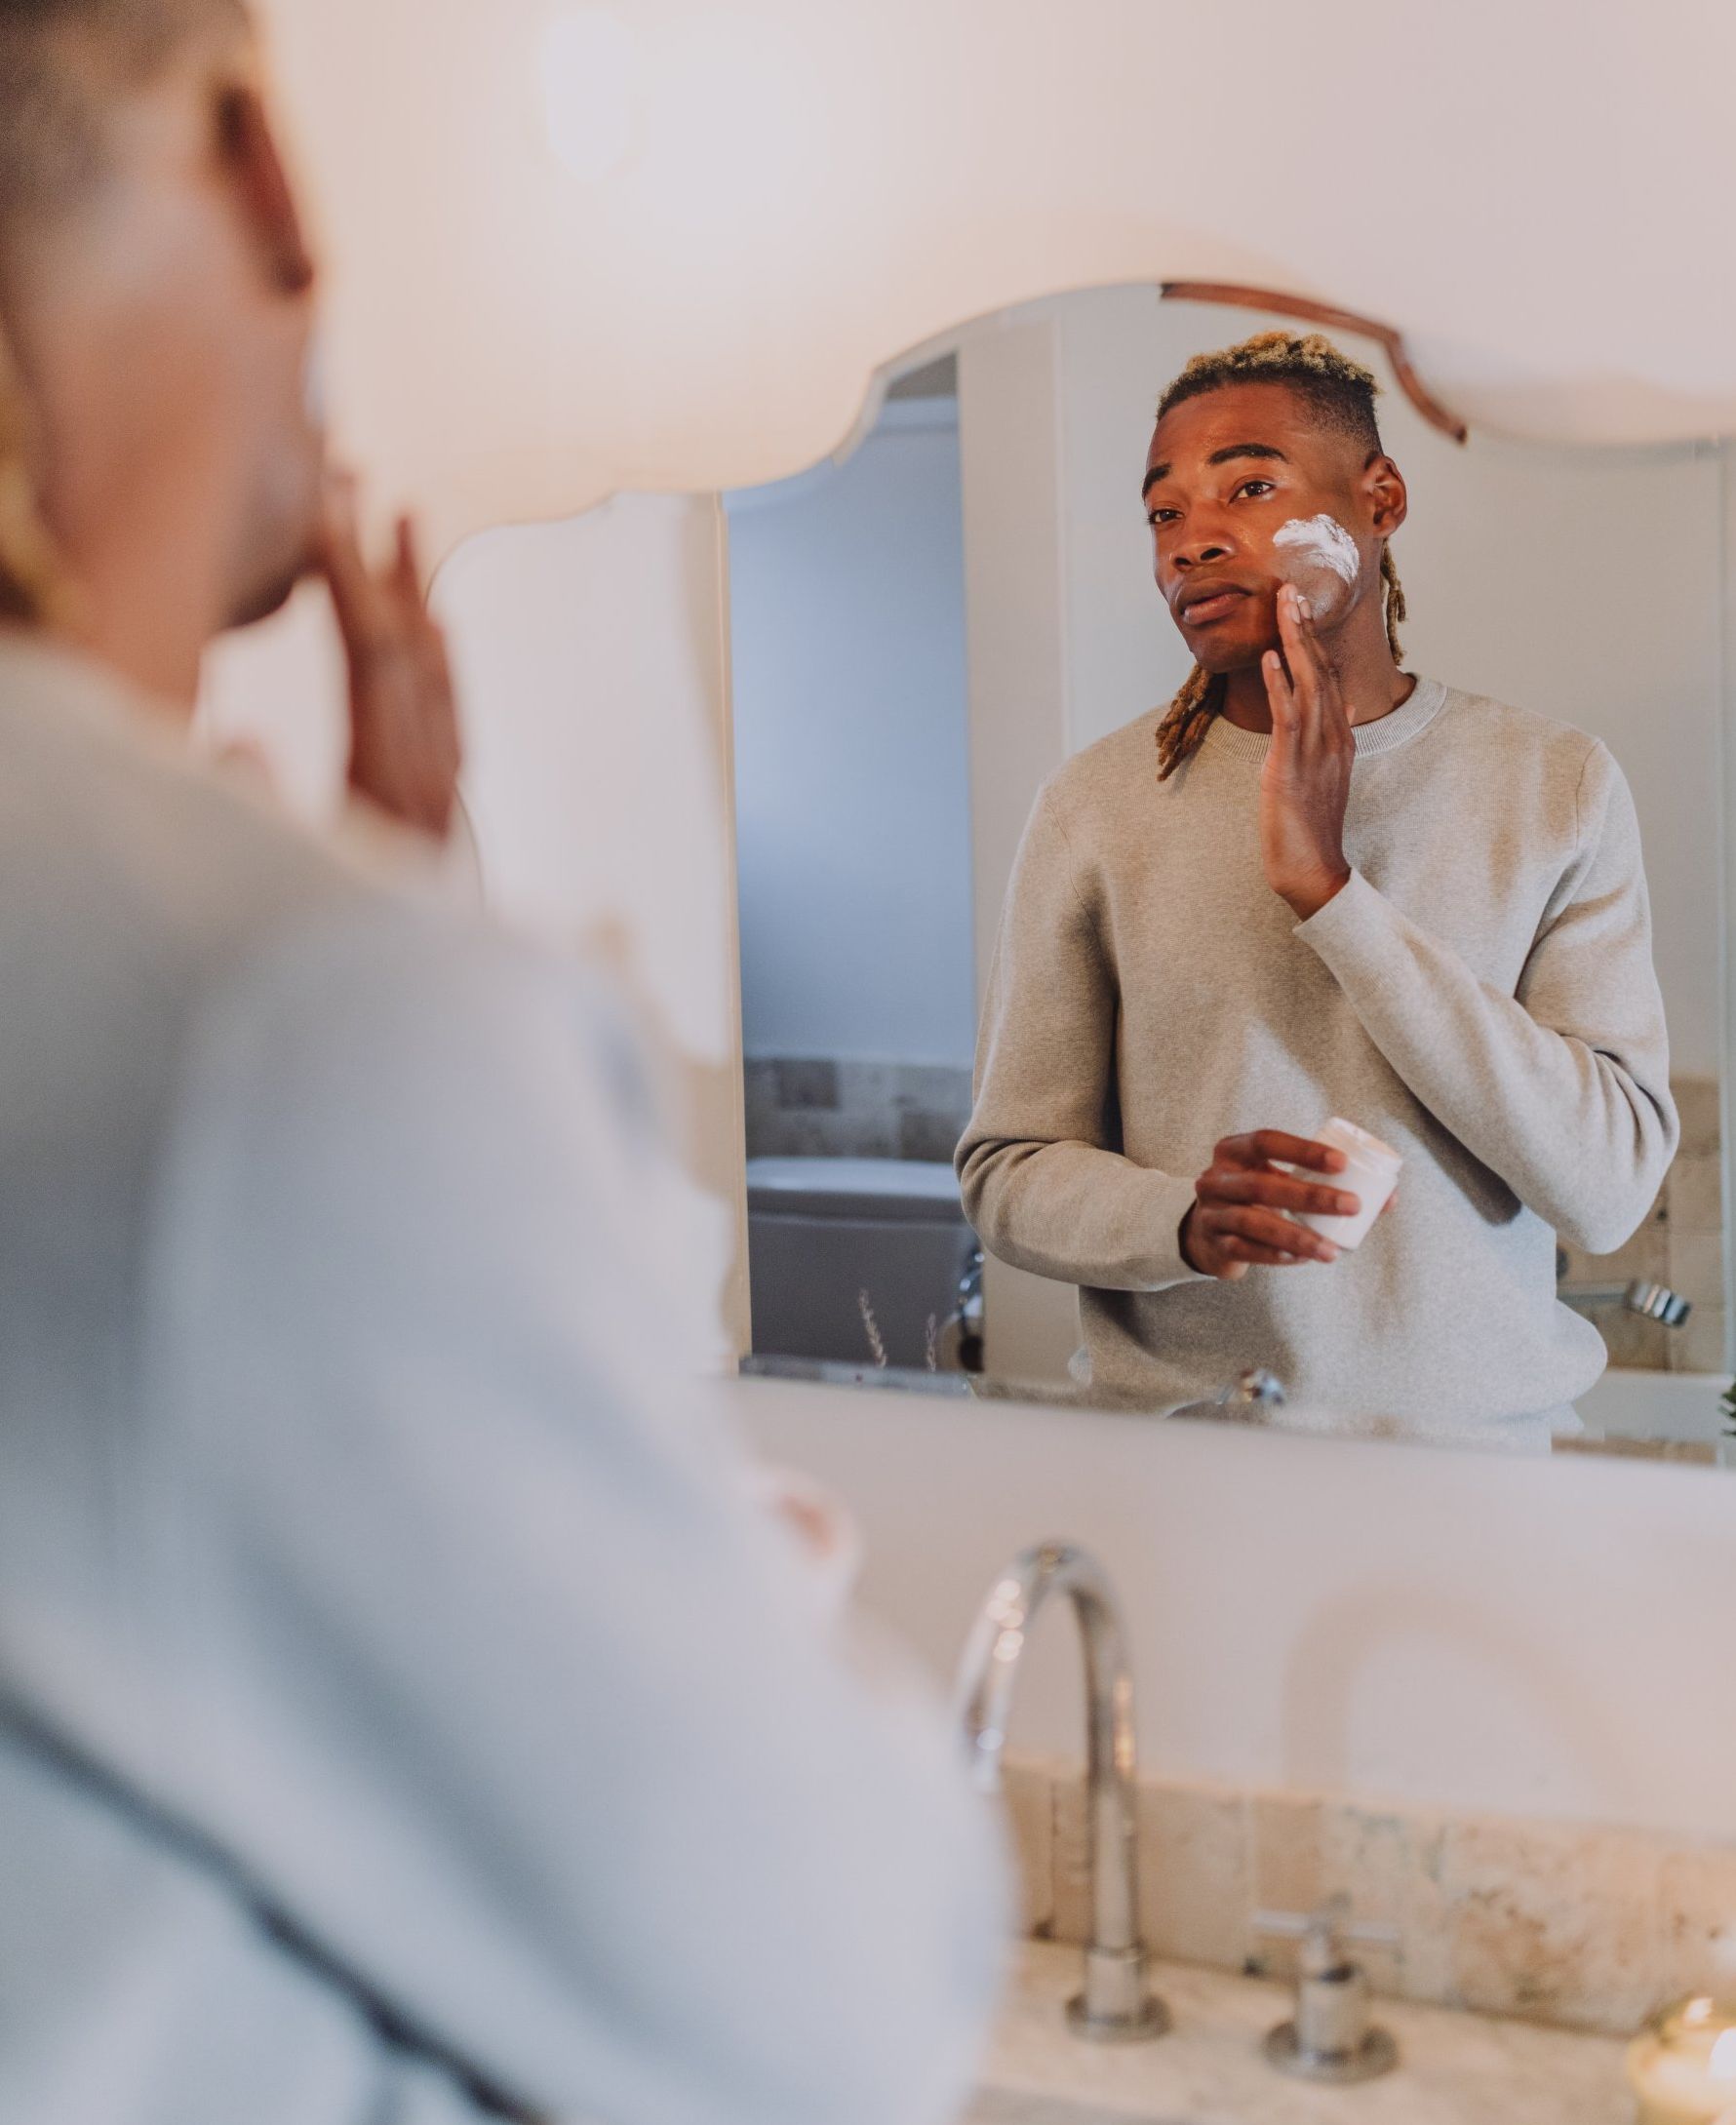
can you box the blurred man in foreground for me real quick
[0,4,1003,2121]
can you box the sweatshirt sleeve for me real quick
[145,901,1006,2125]
[957,788,1205,1289]
[1296,740,1677,1254]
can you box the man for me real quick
[959,331,1677,1441]
[0,5,1001,2122]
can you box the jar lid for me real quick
[1322,1117,1401,1164]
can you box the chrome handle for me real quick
[1254,1898,1401,2085]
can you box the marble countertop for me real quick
[967,1942,1630,2125]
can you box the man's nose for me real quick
[1174,532,1233,571]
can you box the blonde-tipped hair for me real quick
[1151,330,1407,781]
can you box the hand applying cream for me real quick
[1259,583,1357,920]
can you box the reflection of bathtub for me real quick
[745,1157,976,1372]
[1575,1368,1729,1447]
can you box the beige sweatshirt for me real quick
[957,679,1678,1436]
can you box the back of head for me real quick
[0,0,221,619]
[0,0,322,676]
[0,0,241,238]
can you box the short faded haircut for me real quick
[0,0,243,231]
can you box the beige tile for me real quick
[1439,1817,1662,2033]
[1245,1797,1450,2003]
[1391,1810,1457,2007]
[1658,1843,1736,2000]
[1050,1770,1091,1947]
[1598,1308,1671,1372]
[1562,1208,1669,1290]
[1675,1077,1724,1160]
[1673,1306,1729,1378]
[1669,1152,1726,1236]
[1137,1781,1250,1971]
[1000,1757,1055,1938]
[1314,1802,1446,2001]
[1248,1791,1324,1916]
[1245,1792,1324,1982]
[1670,1230,1728,1314]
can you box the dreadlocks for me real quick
[1151,330,1408,780]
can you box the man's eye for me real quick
[1235,479,1276,501]
[1147,507,1178,527]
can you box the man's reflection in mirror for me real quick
[958,333,1676,1448]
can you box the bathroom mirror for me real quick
[727,286,1732,1463]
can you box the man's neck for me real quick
[21,330,229,718]
[65,580,213,719]
[1217,611,1413,733]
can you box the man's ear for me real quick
[215,82,315,297]
[1364,453,1408,540]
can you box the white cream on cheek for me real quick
[1271,514,1361,619]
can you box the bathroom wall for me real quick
[728,391,976,1097]
[743,1057,972,1163]
[736,1373,1736,1847]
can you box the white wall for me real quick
[258,0,1736,585]
[955,320,1087,1382]
[728,402,976,1067]
[739,1374,1736,1843]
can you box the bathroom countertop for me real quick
[967,1941,1630,2124]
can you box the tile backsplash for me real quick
[1002,1753,1736,2038]
[744,1056,972,1164]
[1559,1075,1726,1373]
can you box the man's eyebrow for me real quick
[1207,442,1288,467]
[1141,440,1289,501]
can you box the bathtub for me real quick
[1575,1366,1730,1448]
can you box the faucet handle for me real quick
[1252,1898,1400,2084]
[1254,1895,1399,1969]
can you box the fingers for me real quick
[1276,585,1352,748]
[1214,1129,1348,1173]
[1212,1234,1307,1268]
[1204,1201,1339,1263]
[320,474,462,842]
[392,513,420,601]
[1262,646,1295,736]
[1191,1200,1340,1269]
[318,470,377,650]
[1203,1167,1361,1220]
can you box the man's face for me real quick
[4,15,325,647]
[203,61,327,629]
[223,288,324,630]
[1141,379,1397,674]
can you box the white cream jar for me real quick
[1292,1118,1402,1250]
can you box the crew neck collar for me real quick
[1202,675,1448,766]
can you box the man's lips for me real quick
[1173,579,1255,627]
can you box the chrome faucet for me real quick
[956,1542,1167,2043]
